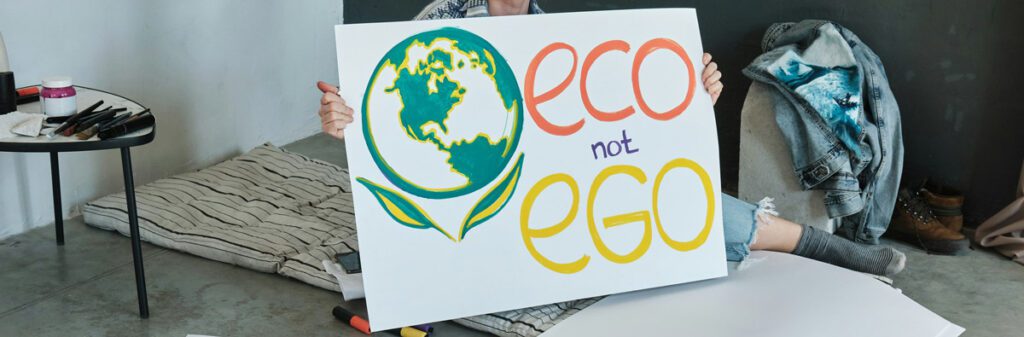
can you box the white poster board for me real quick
[541,252,965,337]
[335,8,725,330]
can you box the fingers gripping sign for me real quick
[317,80,354,139]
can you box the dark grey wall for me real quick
[344,1,1024,226]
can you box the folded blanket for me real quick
[975,161,1024,264]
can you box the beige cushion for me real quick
[83,143,587,337]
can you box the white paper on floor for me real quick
[323,260,365,301]
[541,251,964,337]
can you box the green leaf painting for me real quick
[458,154,525,240]
[356,177,455,241]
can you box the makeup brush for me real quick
[67,109,116,137]
[96,112,133,131]
[75,125,100,140]
[98,109,150,132]
[98,113,155,140]
[62,106,126,136]
[48,100,103,138]
[77,108,133,140]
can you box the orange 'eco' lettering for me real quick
[524,38,697,136]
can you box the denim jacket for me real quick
[743,21,904,244]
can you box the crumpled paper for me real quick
[0,111,46,139]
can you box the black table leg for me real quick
[120,147,149,318]
[49,152,64,245]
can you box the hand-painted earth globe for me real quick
[362,27,523,199]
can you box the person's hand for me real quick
[317,81,354,140]
[702,53,723,106]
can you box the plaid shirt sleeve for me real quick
[414,0,543,21]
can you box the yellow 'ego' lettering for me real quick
[587,165,652,264]
[520,173,590,274]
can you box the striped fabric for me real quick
[83,144,595,337]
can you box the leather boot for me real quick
[920,184,965,233]
[888,188,969,255]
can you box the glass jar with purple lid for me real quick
[41,76,76,116]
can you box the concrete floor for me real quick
[2,133,1023,336]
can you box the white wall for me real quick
[0,0,343,239]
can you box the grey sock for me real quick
[792,224,907,276]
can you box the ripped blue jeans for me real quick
[722,194,769,262]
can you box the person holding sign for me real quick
[316,0,905,277]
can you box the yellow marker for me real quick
[399,326,428,337]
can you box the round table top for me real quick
[0,86,155,153]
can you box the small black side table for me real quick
[0,86,155,318]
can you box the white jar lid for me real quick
[42,76,73,88]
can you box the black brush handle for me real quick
[98,114,154,140]
[51,100,103,136]
[97,113,132,131]
[75,110,116,130]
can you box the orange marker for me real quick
[332,306,371,335]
